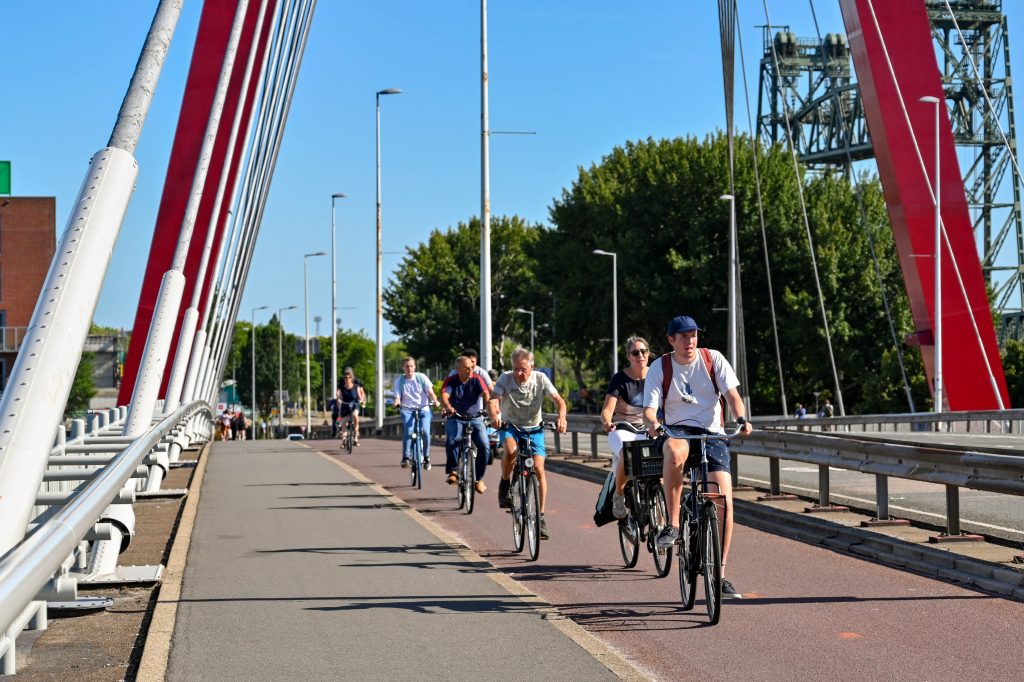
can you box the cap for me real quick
[667,315,701,335]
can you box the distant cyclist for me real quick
[488,347,568,540]
[643,315,751,599]
[394,357,440,469]
[441,355,491,490]
[334,367,366,445]
[599,336,651,520]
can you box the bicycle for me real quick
[663,421,743,626]
[502,421,553,562]
[449,412,482,514]
[402,406,428,489]
[336,401,360,454]
[617,423,672,577]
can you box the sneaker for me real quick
[475,481,487,494]
[498,479,511,508]
[655,526,679,549]
[400,458,409,469]
[424,457,432,471]
[446,472,458,485]
[612,494,627,520]
[721,579,743,599]
[539,515,550,540]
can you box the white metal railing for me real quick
[0,401,211,675]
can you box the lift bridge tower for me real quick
[757,1,1024,332]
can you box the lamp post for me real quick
[376,87,403,432]
[330,193,346,407]
[919,95,943,413]
[304,251,326,434]
[592,249,618,374]
[514,308,535,354]
[481,0,492,372]
[250,306,268,440]
[278,304,297,438]
[720,194,738,370]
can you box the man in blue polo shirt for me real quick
[441,355,491,492]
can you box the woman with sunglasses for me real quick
[600,336,651,519]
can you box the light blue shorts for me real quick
[497,426,546,457]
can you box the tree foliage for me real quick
[383,216,549,368]
[65,352,97,417]
[543,133,928,414]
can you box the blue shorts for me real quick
[497,426,547,457]
[659,427,731,473]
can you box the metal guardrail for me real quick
[0,400,211,675]
[541,411,1024,538]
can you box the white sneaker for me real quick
[612,494,628,520]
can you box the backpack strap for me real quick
[699,347,728,417]
[660,353,672,404]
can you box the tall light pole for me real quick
[514,308,535,354]
[250,305,268,440]
[304,251,326,434]
[592,249,618,374]
[330,193,346,407]
[920,95,943,413]
[278,304,297,438]
[376,87,402,432]
[720,194,738,370]
[481,0,493,372]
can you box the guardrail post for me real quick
[589,431,599,460]
[756,457,798,501]
[571,431,579,457]
[925,485,981,543]
[860,475,909,527]
[553,430,561,453]
[804,464,848,513]
[70,419,85,442]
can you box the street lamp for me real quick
[919,95,943,413]
[330,193,346,407]
[251,306,268,440]
[278,304,297,438]
[376,87,402,432]
[592,249,618,374]
[304,251,326,434]
[720,194,738,371]
[514,308,535,354]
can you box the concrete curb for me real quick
[545,456,1024,602]
[136,442,212,682]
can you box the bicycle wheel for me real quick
[410,435,421,489]
[618,482,640,567]
[678,503,698,611]
[465,445,477,515]
[345,425,353,454]
[701,500,723,625]
[512,475,525,553]
[525,474,541,561]
[651,483,673,578]
[456,445,466,510]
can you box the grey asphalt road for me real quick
[167,440,620,681]
[325,436,1024,682]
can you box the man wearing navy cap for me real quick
[642,315,752,598]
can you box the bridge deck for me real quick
[169,437,1024,680]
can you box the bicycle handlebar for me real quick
[659,422,745,440]
[612,421,646,434]
[499,421,556,433]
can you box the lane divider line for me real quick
[314,447,655,682]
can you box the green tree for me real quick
[544,133,924,414]
[383,215,549,369]
[1001,338,1024,407]
[65,352,96,417]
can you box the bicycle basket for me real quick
[623,439,663,478]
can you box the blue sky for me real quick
[3,1,1024,339]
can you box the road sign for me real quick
[0,161,10,194]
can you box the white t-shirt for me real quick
[394,372,432,409]
[492,371,557,427]
[643,349,739,433]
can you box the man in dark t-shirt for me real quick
[441,356,491,491]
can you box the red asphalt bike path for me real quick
[315,437,1024,681]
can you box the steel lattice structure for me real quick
[757,0,1024,319]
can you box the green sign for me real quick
[0,161,9,194]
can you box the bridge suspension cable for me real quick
[761,0,848,416]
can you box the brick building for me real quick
[0,197,56,390]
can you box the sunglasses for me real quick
[629,348,649,357]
